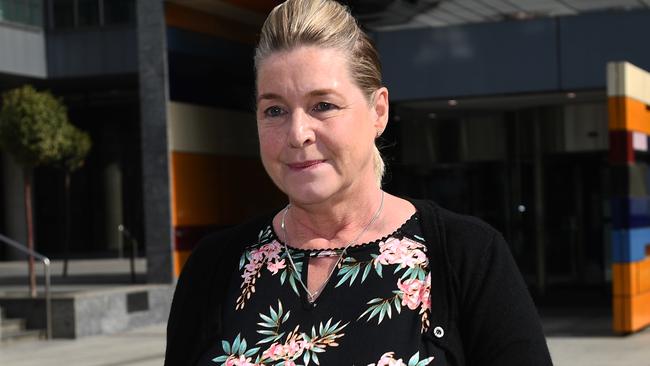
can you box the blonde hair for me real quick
[255,0,385,187]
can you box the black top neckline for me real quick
[268,212,419,254]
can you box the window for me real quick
[52,0,74,28]
[49,0,134,29]
[77,0,98,26]
[0,0,43,27]
[104,0,134,25]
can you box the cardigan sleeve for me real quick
[452,226,553,366]
[164,213,273,366]
[164,228,239,366]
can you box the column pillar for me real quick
[608,61,650,333]
[136,0,174,283]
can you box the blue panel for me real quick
[375,19,559,101]
[612,227,650,263]
[611,197,650,229]
[166,27,253,64]
[559,10,650,90]
[166,27,255,110]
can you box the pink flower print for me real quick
[284,338,305,358]
[397,278,424,310]
[374,352,407,366]
[285,361,296,366]
[420,273,432,312]
[376,237,428,269]
[225,355,257,366]
[262,342,284,360]
[267,259,286,275]
[261,242,282,261]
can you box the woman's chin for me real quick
[283,184,338,206]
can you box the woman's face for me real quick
[256,46,388,205]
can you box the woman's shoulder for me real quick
[184,211,278,270]
[409,198,501,244]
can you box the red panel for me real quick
[610,130,634,163]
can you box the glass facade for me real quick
[50,0,134,29]
[0,0,43,27]
[385,99,610,291]
[104,0,134,25]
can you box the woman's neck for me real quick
[283,188,385,250]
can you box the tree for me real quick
[0,85,69,297]
[57,123,92,277]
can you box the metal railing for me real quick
[118,225,139,284]
[0,233,52,339]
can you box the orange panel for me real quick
[173,249,192,277]
[170,152,285,227]
[641,258,650,293]
[221,0,282,14]
[165,3,258,44]
[613,291,650,333]
[613,257,650,296]
[608,96,650,135]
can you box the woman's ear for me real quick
[372,87,389,135]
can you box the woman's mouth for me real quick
[287,160,326,170]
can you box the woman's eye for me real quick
[264,106,285,118]
[313,102,337,112]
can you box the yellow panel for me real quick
[607,62,650,106]
[608,96,650,135]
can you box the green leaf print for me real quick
[213,333,260,365]
[358,292,403,324]
[256,301,290,345]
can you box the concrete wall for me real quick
[0,23,46,78]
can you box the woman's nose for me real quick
[287,110,315,148]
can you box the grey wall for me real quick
[376,9,650,101]
[0,23,46,78]
[46,27,137,78]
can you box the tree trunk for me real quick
[62,171,71,277]
[24,167,36,298]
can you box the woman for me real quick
[165,1,553,365]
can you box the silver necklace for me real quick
[280,191,385,303]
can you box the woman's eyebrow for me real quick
[309,89,342,98]
[257,92,282,102]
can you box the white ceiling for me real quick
[364,0,650,30]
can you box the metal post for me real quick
[43,258,52,339]
[0,233,52,340]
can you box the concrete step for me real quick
[0,328,45,343]
[1,317,25,333]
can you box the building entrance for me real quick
[385,96,609,294]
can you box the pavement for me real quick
[1,320,649,366]
[1,259,650,365]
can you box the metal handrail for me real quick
[0,233,52,340]
[118,225,138,284]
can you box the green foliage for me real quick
[58,122,92,172]
[0,85,91,170]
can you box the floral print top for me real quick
[197,213,444,366]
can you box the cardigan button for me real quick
[433,326,444,338]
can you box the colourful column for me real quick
[608,61,650,333]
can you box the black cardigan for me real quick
[164,199,553,366]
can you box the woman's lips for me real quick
[287,160,326,170]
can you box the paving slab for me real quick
[0,323,166,366]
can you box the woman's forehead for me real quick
[256,46,355,97]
